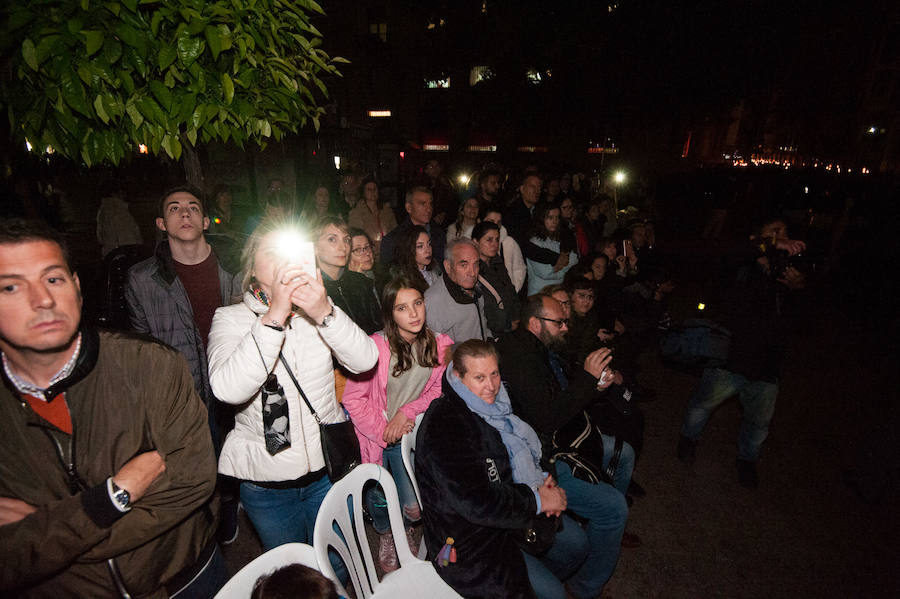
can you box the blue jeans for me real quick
[365,443,420,534]
[555,461,629,598]
[522,514,589,599]
[600,431,635,496]
[240,474,347,582]
[681,367,778,461]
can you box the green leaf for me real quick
[150,10,163,37]
[204,25,222,60]
[185,127,197,145]
[158,45,177,70]
[77,65,93,86]
[176,29,203,67]
[190,105,204,128]
[94,94,110,123]
[125,96,144,127]
[149,80,172,112]
[121,0,137,13]
[34,36,61,67]
[164,68,175,88]
[60,69,91,117]
[103,38,123,64]
[119,70,135,94]
[222,73,234,104]
[114,23,142,51]
[22,39,38,71]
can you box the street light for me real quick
[612,170,626,214]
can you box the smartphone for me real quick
[293,241,317,279]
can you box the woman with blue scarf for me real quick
[415,340,589,599]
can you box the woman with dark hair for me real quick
[347,176,397,257]
[342,275,453,572]
[391,224,439,289]
[574,198,607,256]
[526,202,578,295]
[472,220,520,334]
[445,196,480,242]
[347,228,376,279]
[300,184,335,223]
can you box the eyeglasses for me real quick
[351,245,373,255]
[538,316,568,328]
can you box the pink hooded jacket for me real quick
[343,331,454,464]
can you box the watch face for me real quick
[115,489,130,507]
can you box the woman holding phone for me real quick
[207,218,377,569]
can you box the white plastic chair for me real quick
[313,463,462,599]
[400,413,427,558]
[213,542,321,599]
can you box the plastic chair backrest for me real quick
[313,464,418,599]
[400,413,425,507]
[213,543,320,599]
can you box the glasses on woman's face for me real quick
[351,244,373,255]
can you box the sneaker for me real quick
[736,459,759,488]
[405,526,421,557]
[676,435,697,464]
[378,532,399,573]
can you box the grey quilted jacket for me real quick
[125,240,241,404]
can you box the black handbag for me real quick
[280,352,361,481]
[550,410,623,486]
[514,513,561,556]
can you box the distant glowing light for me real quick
[458,174,470,185]
[138,144,149,154]
[399,151,405,160]
[368,110,391,118]
[516,146,548,153]
[25,140,33,152]
[45,145,54,154]
[467,144,497,152]
[614,171,626,184]
[423,144,449,151]
[868,126,877,134]
[333,155,341,170]
[804,186,809,194]
[697,302,706,311]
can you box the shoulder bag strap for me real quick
[278,351,322,425]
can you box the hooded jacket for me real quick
[0,328,218,598]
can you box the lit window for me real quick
[467,145,497,152]
[423,144,450,151]
[425,78,450,89]
[367,110,392,118]
[469,66,493,86]
[516,146,548,153]
[369,23,387,42]
[526,69,542,84]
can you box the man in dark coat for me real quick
[380,187,446,267]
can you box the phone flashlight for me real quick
[275,230,316,278]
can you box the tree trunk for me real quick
[182,143,205,192]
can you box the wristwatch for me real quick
[109,478,132,512]
[263,315,285,331]
[318,306,336,328]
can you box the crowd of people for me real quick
[0,160,813,599]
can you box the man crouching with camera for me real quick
[677,214,807,488]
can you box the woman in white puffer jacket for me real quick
[208,218,377,555]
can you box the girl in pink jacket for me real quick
[342,274,453,572]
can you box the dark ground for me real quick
[219,235,900,598]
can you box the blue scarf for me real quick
[446,364,546,490]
